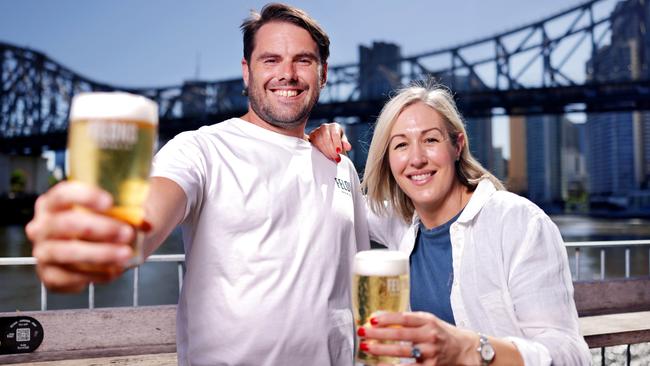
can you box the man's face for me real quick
[242,21,327,130]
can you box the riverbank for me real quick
[3,194,650,226]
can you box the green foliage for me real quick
[9,169,27,194]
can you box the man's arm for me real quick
[142,177,187,257]
[25,176,187,292]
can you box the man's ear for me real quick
[320,63,328,88]
[241,58,250,89]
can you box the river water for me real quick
[1,215,649,312]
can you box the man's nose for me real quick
[279,61,297,81]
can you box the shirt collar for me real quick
[409,178,498,227]
[456,178,497,224]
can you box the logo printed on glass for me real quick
[88,120,138,150]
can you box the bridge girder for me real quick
[0,0,647,154]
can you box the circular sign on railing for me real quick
[0,316,44,354]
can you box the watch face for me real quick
[481,344,495,361]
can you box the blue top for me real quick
[409,211,462,325]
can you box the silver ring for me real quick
[410,345,422,358]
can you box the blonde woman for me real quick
[310,84,590,365]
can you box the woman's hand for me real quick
[308,122,352,163]
[357,312,480,366]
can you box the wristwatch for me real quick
[477,333,495,365]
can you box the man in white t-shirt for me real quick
[26,3,369,365]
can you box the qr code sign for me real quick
[16,328,30,342]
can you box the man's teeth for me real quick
[411,173,432,181]
[274,90,298,97]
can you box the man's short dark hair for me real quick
[240,3,330,64]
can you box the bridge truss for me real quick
[1,0,648,153]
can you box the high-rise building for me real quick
[585,0,650,205]
[349,42,402,171]
[465,115,493,171]
[492,147,507,181]
[358,42,401,100]
[526,115,562,206]
[561,120,588,204]
[438,73,493,171]
[508,116,527,194]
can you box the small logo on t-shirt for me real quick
[334,178,352,196]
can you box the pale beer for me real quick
[68,92,158,266]
[352,250,409,365]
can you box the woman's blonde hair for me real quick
[361,82,504,223]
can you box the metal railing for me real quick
[1,240,649,364]
[0,254,185,311]
[566,239,650,280]
[2,240,649,310]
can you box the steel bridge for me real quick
[1,0,649,154]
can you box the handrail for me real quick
[564,239,650,248]
[0,254,185,311]
[1,242,649,310]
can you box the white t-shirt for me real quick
[151,118,370,366]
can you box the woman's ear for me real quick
[455,132,465,159]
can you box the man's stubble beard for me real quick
[247,76,321,130]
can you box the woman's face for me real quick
[387,102,463,213]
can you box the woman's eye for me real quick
[393,142,407,150]
[425,137,439,144]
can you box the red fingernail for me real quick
[335,156,341,163]
[357,327,366,337]
[370,317,378,326]
[360,342,369,352]
[336,147,341,154]
[140,220,152,233]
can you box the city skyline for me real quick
[2,0,648,214]
[0,0,618,160]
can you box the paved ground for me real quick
[11,353,178,366]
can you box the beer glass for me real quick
[68,92,158,267]
[352,250,409,365]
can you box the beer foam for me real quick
[70,92,158,125]
[354,250,409,276]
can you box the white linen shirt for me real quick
[368,179,591,366]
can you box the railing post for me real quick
[626,344,631,366]
[178,262,184,296]
[40,282,47,311]
[88,283,95,309]
[133,266,139,307]
[575,247,581,281]
[625,248,630,278]
[600,249,605,280]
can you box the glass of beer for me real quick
[352,250,409,365]
[68,92,158,267]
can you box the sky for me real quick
[0,0,605,157]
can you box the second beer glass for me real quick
[68,91,158,267]
[352,250,410,365]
